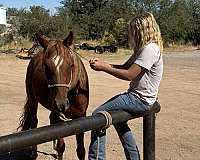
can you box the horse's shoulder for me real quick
[76,57,88,90]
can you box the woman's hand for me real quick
[89,58,112,71]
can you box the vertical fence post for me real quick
[143,111,156,160]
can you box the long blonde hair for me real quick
[129,12,163,54]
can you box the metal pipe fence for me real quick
[0,102,160,160]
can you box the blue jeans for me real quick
[88,92,151,160]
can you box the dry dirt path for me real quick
[0,49,200,160]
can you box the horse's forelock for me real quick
[43,41,61,61]
[44,40,74,74]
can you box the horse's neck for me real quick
[69,53,81,89]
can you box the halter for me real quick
[48,84,70,88]
[48,68,73,88]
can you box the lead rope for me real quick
[95,111,113,160]
[69,48,90,62]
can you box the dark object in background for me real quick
[95,45,118,54]
[79,43,118,54]
[79,43,96,50]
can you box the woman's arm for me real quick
[89,58,142,81]
[112,53,135,70]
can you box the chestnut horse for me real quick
[18,32,89,160]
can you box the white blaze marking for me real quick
[53,55,63,74]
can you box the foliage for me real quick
[158,0,194,44]
[112,18,128,47]
[17,6,52,38]
[101,31,116,45]
[1,0,200,46]
[188,0,200,45]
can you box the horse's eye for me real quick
[45,65,50,74]
[44,60,56,81]
[71,64,75,68]
[45,65,51,79]
[44,60,54,72]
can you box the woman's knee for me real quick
[92,104,108,116]
[92,108,102,116]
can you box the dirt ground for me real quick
[0,48,200,160]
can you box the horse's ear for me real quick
[35,33,49,49]
[63,31,73,47]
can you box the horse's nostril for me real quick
[66,99,70,106]
[61,104,66,112]
[60,102,69,113]
[55,99,70,113]
[64,100,70,111]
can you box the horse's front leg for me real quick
[76,133,85,160]
[68,88,89,160]
[49,112,65,160]
[55,138,65,160]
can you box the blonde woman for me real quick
[88,12,163,160]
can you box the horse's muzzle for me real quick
[55,98,70,113]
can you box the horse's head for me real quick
[35,32,75,113]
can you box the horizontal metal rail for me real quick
[0,102,160,160]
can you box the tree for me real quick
[62,0,132,40]
[129,0,161,14]
[49,7,71,39]
[63,0,110,39]
[157,0,194,44]
[188,0,200,45]
[2,0,200,46]
[112,18,128,47]
[18,6,52,38]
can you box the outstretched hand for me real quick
[89,58,111,71]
